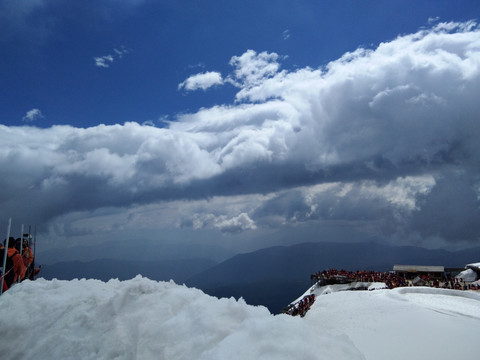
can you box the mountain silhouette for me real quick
[185,241,480,313]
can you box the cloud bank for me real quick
[2,22,480,247]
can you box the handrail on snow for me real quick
[1,219,39,296]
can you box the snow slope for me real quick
[0,277,479,360]
[305,285,480,360]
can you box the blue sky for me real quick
[2,0,477,128]
[1,1,480,257]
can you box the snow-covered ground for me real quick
[0,276,479,360]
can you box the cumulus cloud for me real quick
[1,21,480,246]
[227,50,283,92]
[178,71,223,91]
[179,50,284,93]
[193,213,257,233]
[22,108,44,122]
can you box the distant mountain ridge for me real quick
[186,241,480,287]
[185,241,480,313]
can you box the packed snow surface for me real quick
[466,262,480,272]
[1,276,479,360]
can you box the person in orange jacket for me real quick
[21,239,34,280]
[5,237,26,288]
[22,240,34,266]
[1,242,8,292]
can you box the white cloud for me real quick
[227,50,283,91]
[94,55,114,68]
[113,46,129,58]
[142,120,155,127]
[193,212,257,233]
[22,108,44,122]
[179,50,284,93]
[178,71,223,91]
[94,46,129,68]
[2,21,480,247]
[282,29,291,40]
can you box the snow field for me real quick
[0,276,479,360]
[306,286,480,360]
[0,276,364,360]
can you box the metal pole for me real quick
[32,226,37,280]
[33,226,36,264]
[17,224,24,284]
[1,218,12,295]
[19,224,24,256]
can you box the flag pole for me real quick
[19,224,24,256]
[17,224,24,284]
[32,226,37,280]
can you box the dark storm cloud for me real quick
[411,174,480,242]
[251,180,415,236]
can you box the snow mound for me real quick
[1,277,479,360]
[457,268,478,282]
[0,276,363,360]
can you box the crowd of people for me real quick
[282,294,316,317]
[311,269,407,289]
[435,276,479,290]
[1,235,41,293]
[283,266,480,318]
[311,268,480,291]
